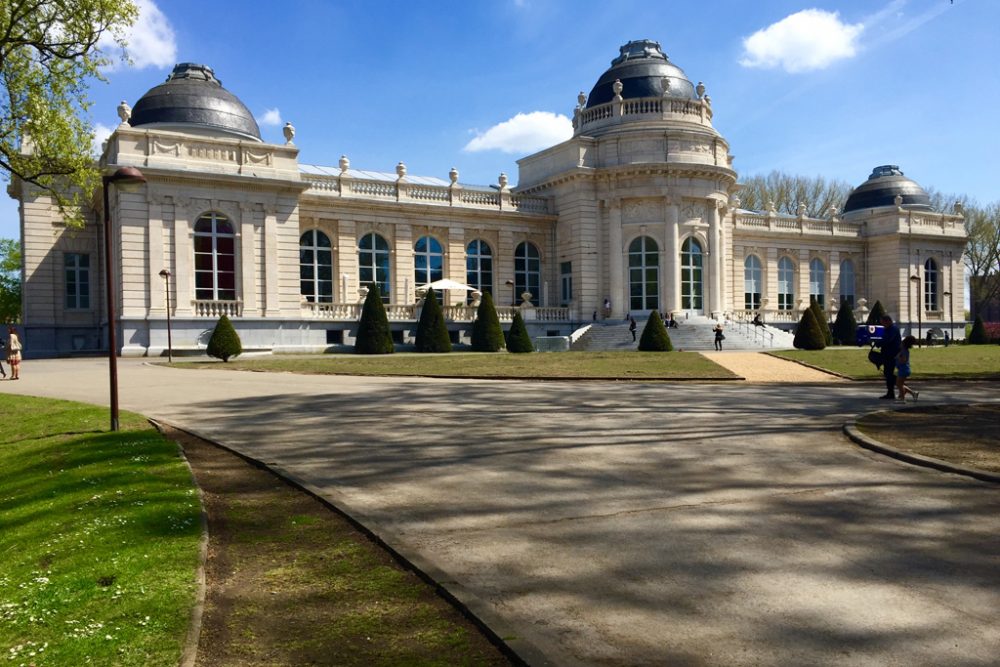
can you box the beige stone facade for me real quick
[10,42,966,357]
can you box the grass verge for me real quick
[772,345,1000,380]
[178,350,736,380]
[0,395,201,666]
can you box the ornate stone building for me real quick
[10,40,967,357]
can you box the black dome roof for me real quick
[586,40,696,108]
[843,165,932,213]
[129,63,261,141]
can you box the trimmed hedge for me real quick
[810,297,833,346]
[832,298,858,345]
[866,300,886,325]
[415,288,452,353]
[505,311,534,353]
[968,315,988,345]
[793,306,826,350]
[206,314,242,362]
[355,285,394,354]
[638,311,673,351]
[471,291,504,352]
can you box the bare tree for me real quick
[963,202,1000,320]
[736,171,853,217]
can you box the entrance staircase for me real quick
[572,315,795,351]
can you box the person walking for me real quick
[6,326,21,380]
[877,315,901,399]
[713,324,725,351]
[0,336,6,379]
[629,316,637,342]
[895,335,919,401]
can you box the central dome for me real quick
[843,165,933,213]
[129,63,261,141]
[586,40,696,108]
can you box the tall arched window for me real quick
[744,255,762,311]
[414,236,444,288]
[809,258,826,309]
[924,258,939,311]
[514,241,541,305]
[681,238,703,311]
[778,257,795,311]
[839,259,856,309]
[194,212,236,301]
[628,236,659,311]
[466,239,493,299]
[358,232,391,302]
[300,230,333,303]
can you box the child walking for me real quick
[895,335,918,401]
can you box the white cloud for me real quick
[463,111,572,154]
[257,108,282,126]
[92,123,114,156]
[739,9,863,73]
[100,0,176,70]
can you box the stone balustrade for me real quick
[301,172,551,215]
[298,301,569,323]
[574,96,713,134]
[192,299,243,317]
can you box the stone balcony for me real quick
[573,95,714,135]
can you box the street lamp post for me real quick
[943,290,953,343]
[159,269,173,363]
[103,166,146,431]
[909,274,921,347]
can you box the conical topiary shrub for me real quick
[968,315,988,344]
[866,300,886,325]
[354,285,394,354]
[793,306,826,350]
[471,291,504,352]
[206,314,242,362]
[415,288,452,353]
[638,311,673,351]
[505,310,534,353]
[832,298,858,346]
[810,297,833,346]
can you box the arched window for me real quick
[514,241,541,305]
[681,238,703,311]
[628,236,659,311]
[809,258,826,309]
[414,236,444,290]
[194,212,236,301]
[924,258,939,311]
[744,255,762,311]
[466,240,493,300]
[839,259,855,309]
[778,257,795,311]
[358,232,391,302]
[300,230,333,303]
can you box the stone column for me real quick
[262,206,280,316]
[394,225,413,305]
[239,204,257,315]
[173,200,193,316]
[337,220,357,302]
[608,199,623,317]
[667,204,680,313]
[708,202,722,316]
[447,227,465,306]
[148,198,165,313]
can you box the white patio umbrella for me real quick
[420,278,475,292]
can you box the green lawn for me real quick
[180,350,737,379]
[772,345,1000,380]
[0,396,201,666]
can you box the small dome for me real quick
[843,165,932,213]
[586,40,696,108]
[129,63,261,141]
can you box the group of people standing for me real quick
[876,315,918,401]
[1,326,21,380]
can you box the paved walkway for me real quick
[701,351,843,383]
[2,358,998,666]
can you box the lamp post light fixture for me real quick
[159,269,173,363]
[103,166,146,431]
[943,290,953,343]
[505,279,516,306]
[909,274,922,347]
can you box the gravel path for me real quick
[701,351,844,383]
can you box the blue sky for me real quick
[2,0,995,241]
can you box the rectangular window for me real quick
[65,253,90,309]
[560,262,572,306]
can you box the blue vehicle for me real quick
[856,324,884,346]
